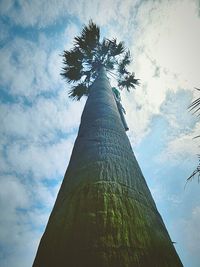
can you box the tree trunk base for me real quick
[33,181,183,267]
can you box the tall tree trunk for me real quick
[33,68,183,267]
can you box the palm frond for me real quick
[118,50,131,75]
[187,155,200,183]
[99,38,110,58]
[104,57,115,70]
[188,97,200,115]
[121,50,131,66]
[109,39,125,56]
[193,135,200,139]
[63,49,83,67]
[118,63,129,75]
[61,66,82,83]
[68,83,89,100]
[186,88,200,183]
[74,20,100,52]
[118,72,139,91]
[74,36,89,51]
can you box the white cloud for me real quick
[0,91,84,142]
[0,0,13,14]
[62,22,80,50]
[0,175,30,210]
[0,35,64,97]
[134,0,200,86]
[124,86,159,145]
[0,0,143,31]
[160,90,195,131]
[4,138,74,179]
[81,0,118,26]
[0,21,9,42]
[0,0,119,28]
[157,121,200,165]
[0,174,60,267]
[0,225,40,267]
[121,0,200,144]
[174,205,200,267]
[0,96,84,182]
[0,0,65,28]
[0,175,32,258]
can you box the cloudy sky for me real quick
[0,0,200,266]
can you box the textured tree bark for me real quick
[33,68,183,267]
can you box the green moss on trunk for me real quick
[34,181,182,267]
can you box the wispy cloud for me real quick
[121,0,200,145]
[0,0,136,28]
[157,123,200,165]
[0,35,64,97]
[0,24,84,266]
[173,205,200,267]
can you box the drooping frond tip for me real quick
[188,87,200,116]
[186,87,200,184]
[186,155,200,184]
[61,20,139,100]
[118,72,140,91]
[74,20,100,51]
[68,83,89,101]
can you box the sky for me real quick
[0,0,200,266]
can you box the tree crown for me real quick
[61,20,139,100]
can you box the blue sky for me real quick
[0,0,200,266]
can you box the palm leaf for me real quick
[105,58,115,70]
[74,36,89,51]
[118,72,139,91]
[118,63,129,75]
[74,20,100,52]
[61,66,82,83]
[188,97,200,115]
[109,39,125,56]
[63,49,83,67]
[118,50,131,75]
[99,38,110,58]
[186,88,200,183]
[121,50,131,66]
[68,83,89,100]
[187,155,200,182]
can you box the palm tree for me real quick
[61,20,138,100]
[33,21,183,267]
